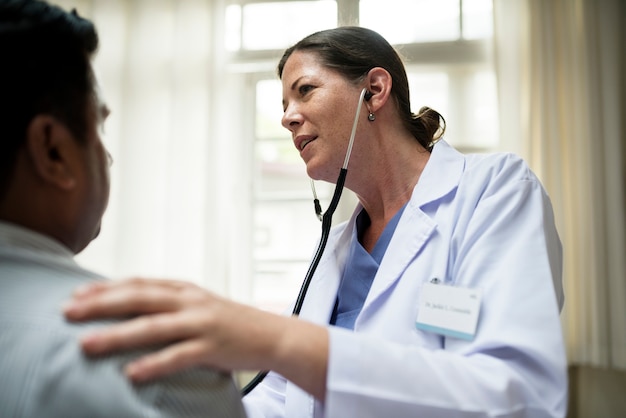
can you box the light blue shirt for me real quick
[0,221,246,418]
[330,205,407,329]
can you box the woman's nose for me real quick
[281,104,302,131]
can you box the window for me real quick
[226,1,337,51]
[224,0,496,312]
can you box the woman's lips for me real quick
[295,135,317,151]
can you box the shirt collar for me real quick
[0,221,75,259]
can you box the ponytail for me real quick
[408,107,446,152]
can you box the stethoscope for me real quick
[241,88,370,396]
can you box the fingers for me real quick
[64,277,196,321]
[80,310,199,355]
[73,277,190,299]
[124,340,213,383]
[63,277,254,383]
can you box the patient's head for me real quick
[0,0,111,253]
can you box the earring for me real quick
[368,112,376,122]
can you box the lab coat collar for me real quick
[359,140,466,325]
[296,140,466,325]
[410,139,466,208]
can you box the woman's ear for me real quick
[365,67,393,111]
[25,115,78,190]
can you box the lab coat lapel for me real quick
[360,140,465,315]
[360,206,436,313]
[297,140,465,326]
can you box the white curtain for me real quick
[54,0,249,300]
[494,0,626,369]
[55,0,626,368]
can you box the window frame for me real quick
[221,0,496,310]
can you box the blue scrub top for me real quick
[330,204,407,329]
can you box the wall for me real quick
[567,366,626,417]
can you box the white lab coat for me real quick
[244,140,567,418]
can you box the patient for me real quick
[0,1,245,416]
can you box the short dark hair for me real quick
[278,26,445,151]
[0,0,99,198]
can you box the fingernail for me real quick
[80,333,102,352]
[125,362,147,381]
[74,284,93,296]
[62,301,82,318]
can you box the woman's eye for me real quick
[299,84,314,96]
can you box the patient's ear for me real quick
[25,115,78,190]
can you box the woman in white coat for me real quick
[64,27,567,417]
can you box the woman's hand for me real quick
[63,277,328,399]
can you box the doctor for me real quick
[64,26,568,417]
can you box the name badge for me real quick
[415,281,482,340]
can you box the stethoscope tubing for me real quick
[241,89,367,396]
[240,169,347,396]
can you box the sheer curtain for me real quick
[55,0,245,299]
[494,0,626,369]
[56,0,626,367]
